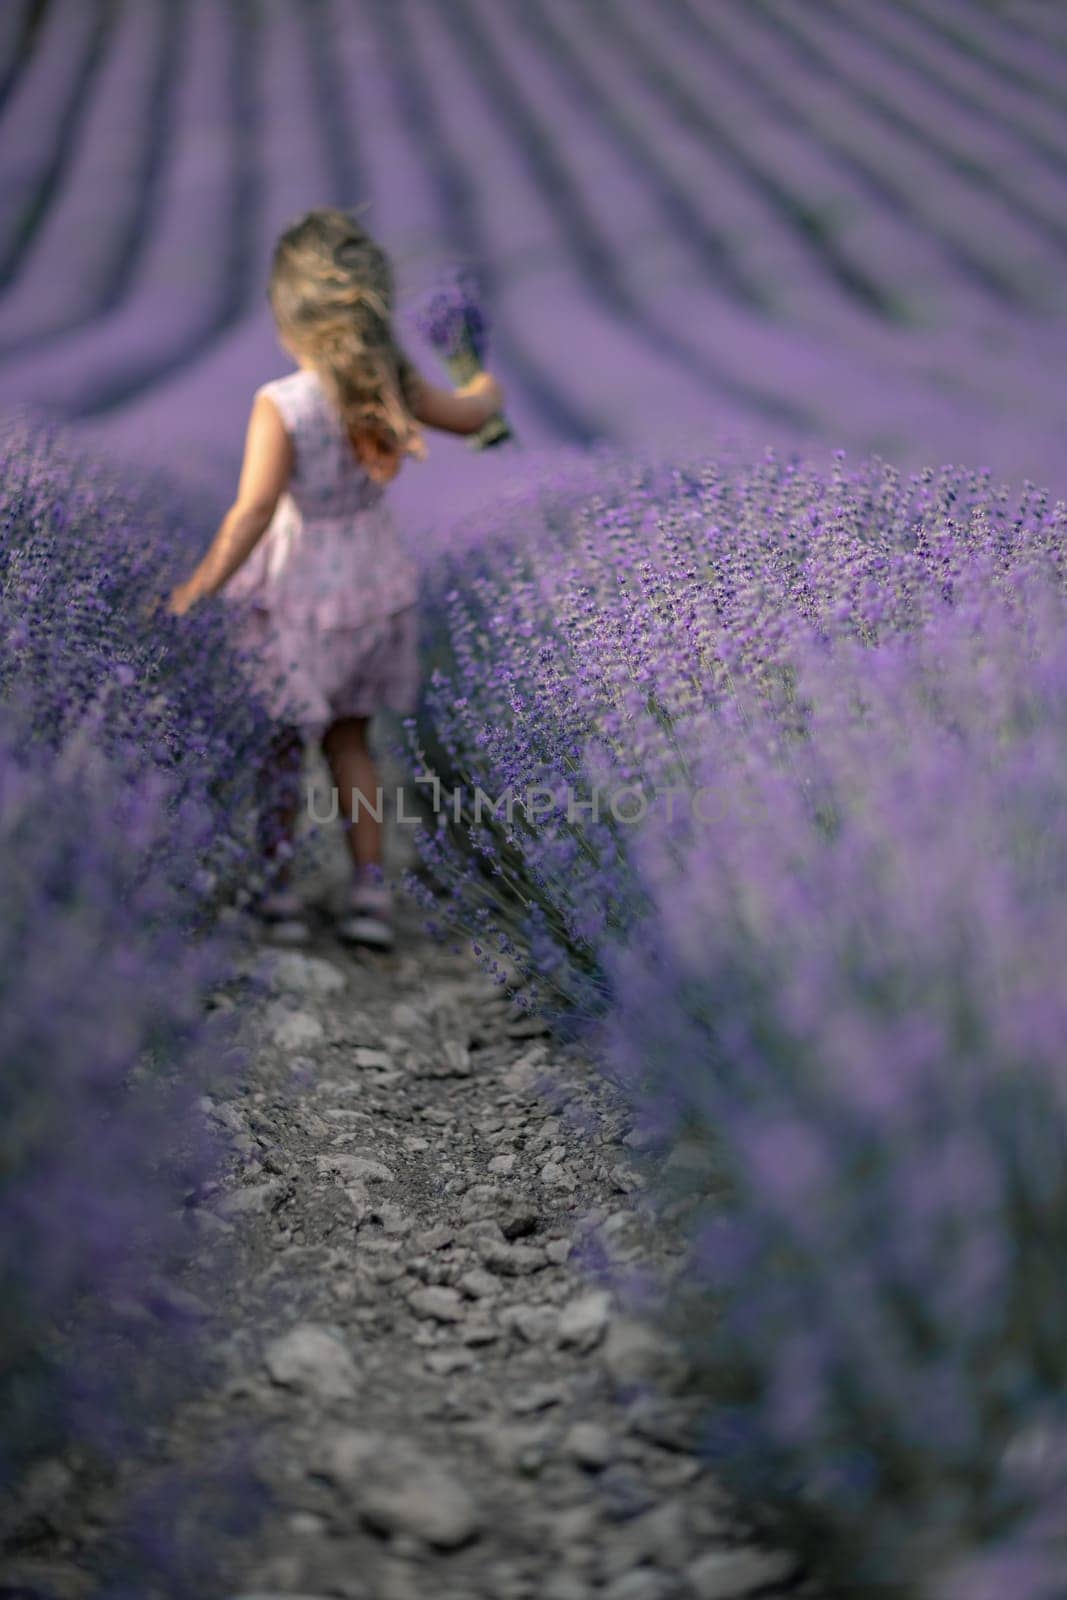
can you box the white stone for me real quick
[477,1240,547,1276]
[442,1039,472,1075]
[543,1573,594,1600]
[409,1286,465,1323]
[685,1549,797,1599]
[353,1047,393,1070]
[562,1421,613,1470]
[424,1348,476,1377]
[601,1501,689,1580]
[461,1322,500,1346]
[264,1325,359,1401]
[265,1003,325,1050]
[500,1304,558,1343]
[466,1419,551,1472]
[216,1181,284,1220]
[557,1291,612,1351]
[457,1268,500,1300]
[316,1153,395,1184]
[390,1001,422,1030]
[320,1431,481,1549]
[602,1317,689,1391]
[267,951,347,997]
[603,1573,673,1600]
[510,1382,567,1415]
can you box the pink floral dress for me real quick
[223,367,420,739]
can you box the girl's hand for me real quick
[460,370,504,421]
[164,394,291,603]
[167,579,202,617]
[411,369,509,439]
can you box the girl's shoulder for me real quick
[255,368,327,433]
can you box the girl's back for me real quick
[225,366,419,631]
[266,366,386,520]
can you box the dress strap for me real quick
[256,371,317,436]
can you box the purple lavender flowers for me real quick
[410,449,1067,1595]
[0,416,268,1499]
[413,270,513,451]
[414,269,489,368]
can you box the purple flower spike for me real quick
[414,268,489,368]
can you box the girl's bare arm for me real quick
[409,369,504,436]
[168,394,293,614]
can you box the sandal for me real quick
[255,887,312,945]
[336,880,395,951]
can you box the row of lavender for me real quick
[410,450,1067,1597]
[3,0,1067,508]
[0,416,267,1519]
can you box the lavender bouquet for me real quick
[414,269,513,450]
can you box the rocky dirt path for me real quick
[179,897,805,1600]
[1,766,810,1600]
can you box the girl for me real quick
[167,208,504,948]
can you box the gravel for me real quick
[5,856,806,1599]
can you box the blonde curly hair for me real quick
[269,208,427,485]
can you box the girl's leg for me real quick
[321,715,382,876]
[323,716,395,948]
[258,723,305,889]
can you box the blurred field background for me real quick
[5,5,1067,1590]
[1,0,1065,534]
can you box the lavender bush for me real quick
[411,451,1063,1006]
[0,413,268,1501]
[603,591,1067,1598]
[410,450,1067,1594]
[0,413,276,907]
[0,710,232,1491]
